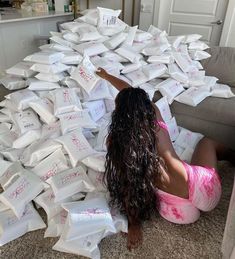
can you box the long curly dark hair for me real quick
[104,87,162,222]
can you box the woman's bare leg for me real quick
[191,137,230,169]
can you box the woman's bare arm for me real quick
[96,68,131,91]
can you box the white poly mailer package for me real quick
[174,128,203,149]
[41,122,61,140]
[53,88,82,116]
[24,51,65,65]
[101,51,129,63]
[82,79,112,101]
[47,166,95,202]
[0,170,44,218]
[71,55,101,94]
[6,89,39,111]
[95,119,110,152]
[211,83,235,98]
[20,139,62,167]
[125,69,149,87]
[74,42,108,57]
[6,62,36,78]
[12,129,41,149]
[155,96,172,122]
[142,63,167,80]
[97,7,121,29]
[167,35,185,49]
[55,129,96,167]
[189,50,211,61]
[32,149,69,182]
[44,209,67,237]
[59,110,97,135]
[0,76,26,90]
[172,143,185,157]
[1,148,24,162]
[0,201,9,212]
[61,51,83,65]
[76,25,103,42]
[179,146,194,163]
[174,87,211,107]
[30,63,69,74]
[0,161,22,189]
[62,197,116,240]
[35,72,65,83]
[62,31,80,44]
[172,51,192,73]
[183,34,202,44]
[53,223,103,259]
[122,25,138,46]
[40,43,73,52]
[82,152,106,172]
[0,130,18,148]
[168,63,189,84]
[188,41,209,51]
[147,53,174,64]
[27,78,61,91]
[121,62,142,74]
[83,99,106,122]
[104,32,127,50]
[157,78,185,104]
[87,169,106,192]
[34,188,73,220]
[12,109,41,134]
[142,36,170,56]
[50,36,76,49]
[166,117,180,142]
[0,203,46,246]
[61,21,88,32]
[29,98,57,125]
[115,46,142,64]
[188,70,205,87]
[77,9,98,26]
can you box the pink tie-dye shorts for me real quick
[156,162,222,224]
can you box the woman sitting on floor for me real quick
[96,68,234,250]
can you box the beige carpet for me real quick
[0,162,234,259]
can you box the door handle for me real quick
[211,20,223,25]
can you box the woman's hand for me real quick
[96,67,108,80]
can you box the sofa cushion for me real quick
[201,47,235,88]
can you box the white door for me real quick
[140,0,229,45]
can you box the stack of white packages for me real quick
[0,6,233,258]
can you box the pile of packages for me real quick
[0,7,234,259]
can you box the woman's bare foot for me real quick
[127,224,143,251]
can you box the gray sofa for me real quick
[170,47,235,149]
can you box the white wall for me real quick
[220,0,235,47]
[0,15,72,72]
[78,0,140,26]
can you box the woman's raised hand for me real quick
[96,67,108,80]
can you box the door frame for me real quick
[220,0,235,46]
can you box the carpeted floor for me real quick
[0,162,234,259]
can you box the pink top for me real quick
[155,120,168,131]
